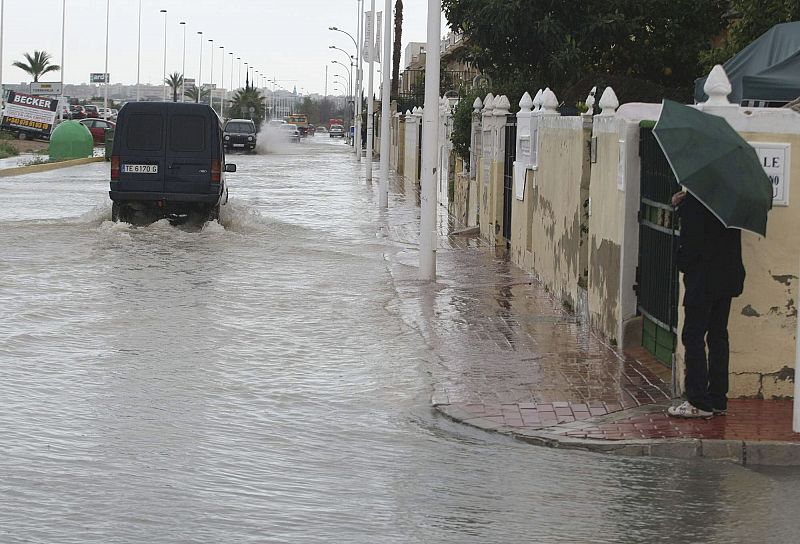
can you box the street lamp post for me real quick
[161,9,167,101]
[135,0,142,101]
[180,21,186,102]
[59,0,65,119]
[244,62,248,87]
[237,57,241,89]
[329,20,361,159]
[220,46,225,118]
[378,0,392,208]
[197,31,203,103]
[103,0,110,112]
[420,0,441,281]
[366,0,376,182]
[229,52,234,94]
[208,39,214,108]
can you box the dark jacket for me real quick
[677,193,745,306]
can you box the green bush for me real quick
[0,141,19,159]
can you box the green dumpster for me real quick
[104,128,115,160]
[49,120,94,161]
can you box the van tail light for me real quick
[111,156,120,180]
[211,160,221,183]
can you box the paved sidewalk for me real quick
[379,173,800,466]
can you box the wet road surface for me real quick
[1,136,800,543]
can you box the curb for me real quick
[0,156,105,178]
[434,403,800,466]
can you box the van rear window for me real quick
[170,115,206,152]
[126,114,163,151]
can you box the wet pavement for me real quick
[376,158,800,465]
[2,136,800,542]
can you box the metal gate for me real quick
[637,123,680,366]
[502,115,517,242]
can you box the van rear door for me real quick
[117,110,166,193]
[165,109,213,195]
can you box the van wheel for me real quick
[112,202,131,223]
[208,204,220,222]
[18,132,28,140]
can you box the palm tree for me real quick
[184,85,210,103]
[165,72,184,102]
[13,51,60,82]
[391,0,403,96]
[230,86,266,126]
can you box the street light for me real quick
[220,45,225,117]
[329,45,353,63]
[236,57,241,89]
[208,38,214,107]
[59,0,66,117]
[135,0,142,101]
[197,31,203,103]
[180,21,186,102]
[329,26,358,49]
[244,62,248,87]
[103,0,110,112]
[161,9,167,101]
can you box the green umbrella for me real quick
[653,99,773,236]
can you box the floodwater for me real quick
[1,136,799,543]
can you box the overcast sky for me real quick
[0,0,448,95]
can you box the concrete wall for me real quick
[452,157,470,228]
[586,114,643,346]
[527,114,589,311]
[404,112,421,185]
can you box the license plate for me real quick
[122,164,158,174]
[233,144,245,148]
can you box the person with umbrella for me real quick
[668,189,745,417]
[653,100,773,418]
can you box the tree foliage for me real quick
[391,0,404,96]
[700,0,800,69]
[165,72,184,103]
[184,86,210,103]
[441,0,727,101]
[229,84,266,126]
[13,51,60,82]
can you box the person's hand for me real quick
[671,190,686,207]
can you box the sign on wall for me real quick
[749,142,791,206]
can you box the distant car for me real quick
[84,105,100,119]
[315,126,328,134]
[267,119,286,128]
[98,107,117,121]
[223,118,257,151]
[280,123,301,142]
[79,118,116,145]
[69,105,86,120]
[329,124,344,138]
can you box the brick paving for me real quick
[379,172,800,459]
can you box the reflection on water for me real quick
[1,136,799,543]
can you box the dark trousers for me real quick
[681,298,732,412]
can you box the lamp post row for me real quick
[328,0,440,280]
[0,2,259,113]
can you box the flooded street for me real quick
[2,136,799,543]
